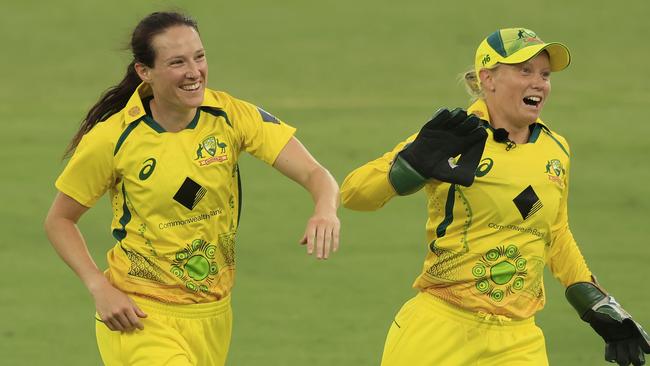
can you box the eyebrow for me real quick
[163,49,206,63]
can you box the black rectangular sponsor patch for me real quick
[513,185,543,220]
[173,177,206,210]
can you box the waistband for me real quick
[415,292,535,327]
[131,293,231,319]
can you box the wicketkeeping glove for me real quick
[389,108,487,195]
[566,282,650,366]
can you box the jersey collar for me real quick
[122,82,224,124]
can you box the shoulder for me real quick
[79,110,135,155]
[538,121,571,157]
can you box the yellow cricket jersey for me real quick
[341,99,592,319]
[56,83,295,304]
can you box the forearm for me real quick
[44,215,109,294]
[341,161,397,211]
[548,225,592,286]
[301,165,339,214]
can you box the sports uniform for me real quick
[56,82,295,364]
[341,98,592,365]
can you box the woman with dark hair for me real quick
[45,11,340,365]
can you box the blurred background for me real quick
[1,0,648,364]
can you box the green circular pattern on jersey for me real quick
[185,255,210,281]
[176,250,189,261]
[513,277,525,290]
[505,245,519,259]
[170,265,184,278]
[486,249,500,261]
[205,245,217,259]
[491,289,504,302]
[476,279,490,293]
[472,264,486,277]
[192,239,203,250]
[490,260,516,285]
[516,257,527,271]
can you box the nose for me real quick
[531,73,548,90]
[185,61,200,79]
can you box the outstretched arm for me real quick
[44,192,147,332]
[273,137,340,259]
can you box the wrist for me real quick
[84,271,111,296]
[389,153,428,195]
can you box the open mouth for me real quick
[181,82,201,92]
[523,96,542,107]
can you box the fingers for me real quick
[302,216,340,260]
[606,342,618,363]
[99,305,147,332]
[423,108,451,130]
[301,225,316,255]
[617,341,631,366]
[628,340,644,366]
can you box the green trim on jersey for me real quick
[236,164,242,228]
[114,120,142,156]
[141,97,201,133]
[529,124,542,143]
[202,107,233,127]
[112,183,132,242]
[436,184,457,238]
[542,129,570,157]
[142,115,166,133]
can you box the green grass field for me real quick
[2,0,649,364]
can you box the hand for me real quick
[566,282,650,366]
[399,108,487,187]
[300,209,340,260]
[90,279,148,332]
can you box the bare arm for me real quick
[44,192,146,331]
[273,137,340,259]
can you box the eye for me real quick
[169,59,184,66]
[541,71,551,80]
[521,66,532,75]
[195,53,206,61]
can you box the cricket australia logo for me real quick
[545,159,565,187]
[195,135,228,166]
[472,244,528,303]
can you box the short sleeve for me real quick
[230,99,296,164]
[55,125,115,207]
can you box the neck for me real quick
[490,119,530,144]
[485,101,532,144]
[149,99,197,132]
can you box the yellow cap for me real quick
[474,28,571,79]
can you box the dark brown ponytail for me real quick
[63,11,199,158]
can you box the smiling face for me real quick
[136,25,207,113]
[481,51,551,129]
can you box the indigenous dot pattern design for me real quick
[170,239,219,293]
[472,244,528,302]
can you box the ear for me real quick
[134,62,151,82]
[479,68,496,92]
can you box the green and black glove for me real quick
[389,108,487,195]
[566,282,650,366]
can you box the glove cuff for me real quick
[389,154,428,195]
[565,282,607,320]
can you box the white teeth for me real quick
[181,82,200,91]
[528,96,541,102]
